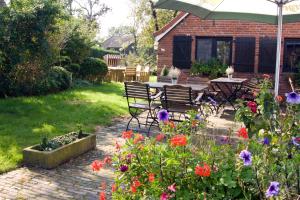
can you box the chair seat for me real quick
[129,103,161,110]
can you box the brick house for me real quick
[154,12,300,94]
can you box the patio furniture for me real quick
[124,67,137,82]
[157,76,172,83]
[124,82,162,136]
[136,65,142,81]
[107,66,126,82]
[140,66,150,82]
[210,77,248,111]
[239,78,261,100]
[161,85,204,121]
[146,82,208,92]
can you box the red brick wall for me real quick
[156,14,299,94]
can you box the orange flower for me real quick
[237,127,248,139]
[192,120,198,127]
[276,95,283,103]
[115,141,121,151]
[169,121,175,129]
[122,130,133,139]
[170,135,187,147]
[111,184,117,193]
[195,163,211,177]
[133,134,144,144]
[91,160,104,171]
[103,156,112,165]
[156,133,165,142]
[148,173,155,182]
[99,191,106,200]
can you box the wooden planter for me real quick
[23,134,96,169]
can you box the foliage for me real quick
[191,59,227,79]
[46,66,72,92]
[90,46,119,59]
[0,83,128,173]
[38,132,88,151]
[64,63,81,77]
[80,57,108,82]
[92,79,299,199]
[160,66,169,77]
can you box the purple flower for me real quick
[292,137,300,146]
[266,181,280,198]
[120,165,128,172]
[157,109,169,121]
[285,92,300,104]
[239,150,252,166]
[263,137,270,146]
[195,114,203,120]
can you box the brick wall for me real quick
[156,14,299,94]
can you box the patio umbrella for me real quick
[154,0,300,96]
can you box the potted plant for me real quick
[168,66,181,84]
[158,65,172,83]
[226,66,234,79]
[23,127,96,169]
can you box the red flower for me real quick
[133,134,144,144]
[111,184,117,193]
[247,101,257,113]
[170,135,187,147]
[122,130,133,139]
[91,160,104,171]
[195,163,211,177]
[156,133,165,142]
[133,180,141,187]
[276,95,283,103]
[130,185,137,193]
[99,191,106,200]
[160,192,170,200]
[103,156,112,165]
[237,127,248,139]
[263,74,270,79]
[148,173,155,182]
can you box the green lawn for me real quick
[0,83,128,173]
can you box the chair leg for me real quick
[147,119,158,137]
[126,116,134,131]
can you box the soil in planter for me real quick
[34,132,90,152]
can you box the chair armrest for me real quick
[195,92,204,102]
[151,91,163,100]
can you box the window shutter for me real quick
[173,36,192,69]
[259,37,277,73]
[234,37,255,72]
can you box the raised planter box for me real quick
[23,134,96,169]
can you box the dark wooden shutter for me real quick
[259,37,277,73]
[234,37,255,72]
[173,36,192,69]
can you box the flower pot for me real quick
[228,74,233,79]
[171,78,178,84]
[23,133,96,169]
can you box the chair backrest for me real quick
[136,65,142,72]
[124,82,151,101]
[144,66,150,73]
[125,67,137,76]
[163,85,193,110]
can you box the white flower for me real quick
[226,66,234,75]
[168,67,181,79]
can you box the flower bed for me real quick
[92,77,299,199]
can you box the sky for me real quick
[99,0,133,39]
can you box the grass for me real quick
[0,82,128,173]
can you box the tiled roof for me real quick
[102,35,135,49]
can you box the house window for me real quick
[284,39,300,72]
[196,37,232,65]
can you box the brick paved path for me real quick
[0,117,142,200]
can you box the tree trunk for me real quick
[148,0,159,31]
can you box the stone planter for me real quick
[23,134,96,169]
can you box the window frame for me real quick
[283,38,300,73]
[195,36,233,65]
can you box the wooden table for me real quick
[146,82,208,92]
[108,67,126,82]
[210,77,248,111]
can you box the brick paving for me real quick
[0,110,239,200]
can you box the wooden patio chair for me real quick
[161,85,203,122]
[238,78,261,100]
[124,67,137,82]
[124,82,162,136]
[135,65,142,81]
[140,66,150,82]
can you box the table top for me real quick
[108,67,126,70]
[145,82,208,92]
[210,77,248,84]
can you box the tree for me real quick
[74,0,110,23]
[0,0,6,7]
[108,26,133,37]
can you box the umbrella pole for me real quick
[274,3,283,97]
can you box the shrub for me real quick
[80,57,108,82]
[54,56,71,66]
[191,58,227,79]
[90,46,119,59]
[64,63,80,77]
[46,66,72,92]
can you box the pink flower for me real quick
[168,183,176,192]
[160,192,170,200]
